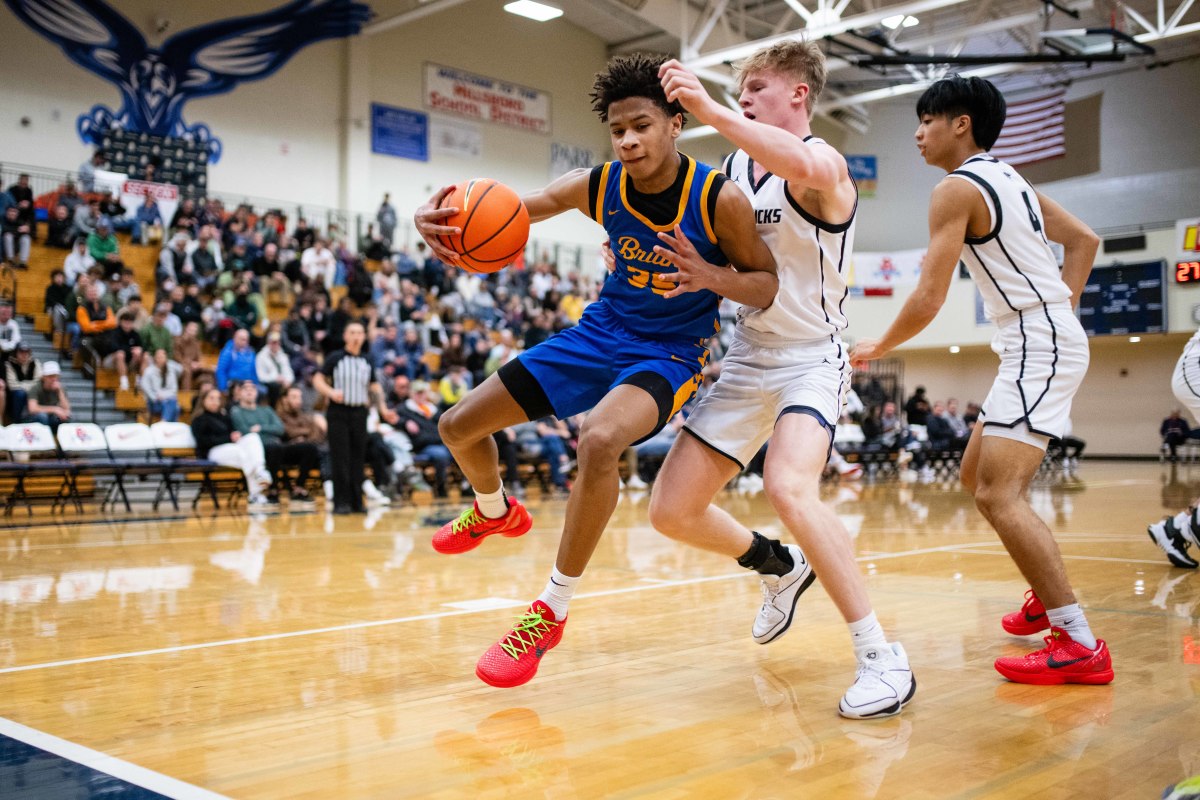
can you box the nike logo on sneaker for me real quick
[1046,654,1089,668]
[1025,611,1046,623]
[535,646,546,658]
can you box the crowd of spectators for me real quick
[7,170,1084,502]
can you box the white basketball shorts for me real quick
[980,301,1089,450]
[1171,341,1200,421]
[683,328,847,468]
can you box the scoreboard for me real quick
[1077,260,1167,336]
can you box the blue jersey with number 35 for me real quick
[590,155,728,343]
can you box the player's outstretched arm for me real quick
[658,59,843,190]
[654,182,778,307]
[850,179,973,367]
[521,168,591,223]
[1037,190,1099,307]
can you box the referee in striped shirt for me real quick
[313,321,396,513]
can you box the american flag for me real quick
[990,89,1066,167]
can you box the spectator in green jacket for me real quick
[140,302,175,358]
[229,379,319,504]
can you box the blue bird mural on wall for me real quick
[4,0,372,163]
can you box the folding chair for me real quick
[102,423,161,512]
[149,421,247,510]
[55,422,118,513]
[2,423,72,516]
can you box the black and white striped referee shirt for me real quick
[320,350,377,407]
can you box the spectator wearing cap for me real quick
[0,301,21,368]
[256,331,294,408]
[5,342,40,421]
[140,302,175,358]
[23,361,70,433]
[63,236,96,286]
[87,216,122,278]
[2,204,32,268]
[139,348,183,422]
[98,311,145,392]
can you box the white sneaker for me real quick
[752,545,817,644]
[248,493,270,507]
[323,480,333,501]
[362,480,391,505]
[838,643,915,719]
[254,467,272,489]
[838,463,863,480]
[625,474,648,490]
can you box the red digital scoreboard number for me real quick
[1177,261,1200,283]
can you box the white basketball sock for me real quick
[536,567,579,620]
[1047,603,1097,649]
[848,611,888,660]
[1181,509,1200,546]
[475,486,509,519]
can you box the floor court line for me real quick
[0,540,1002,676]
[0,716,229,799]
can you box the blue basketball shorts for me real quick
[498,312,708,439]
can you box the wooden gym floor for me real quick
[0,460,1197,799]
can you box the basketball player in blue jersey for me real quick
[851,76,1113,686]
[413,54,777,689]
[645,42,915,719]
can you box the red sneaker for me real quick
[432,499,532,555]
[1001,589,1049,635]
[476,601,566,688]
[994,627,1114,685]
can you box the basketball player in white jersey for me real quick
[851,75,1114,685]
[651,42,915,719]
[1147,330,1200,568]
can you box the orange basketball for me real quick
[436,179,530,274]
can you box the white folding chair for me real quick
[3,423,70,516]
[149,421,246,510]
[56,422,116,513]
[103,423,159,512]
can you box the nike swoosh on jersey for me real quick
[607,209,618,215]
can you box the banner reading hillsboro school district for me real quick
[424,63,551,135]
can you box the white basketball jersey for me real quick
[948,155,1071,321]
[723,139,856,344]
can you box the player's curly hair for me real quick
[590,53,687,126]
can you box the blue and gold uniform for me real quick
[499,154,730,435]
